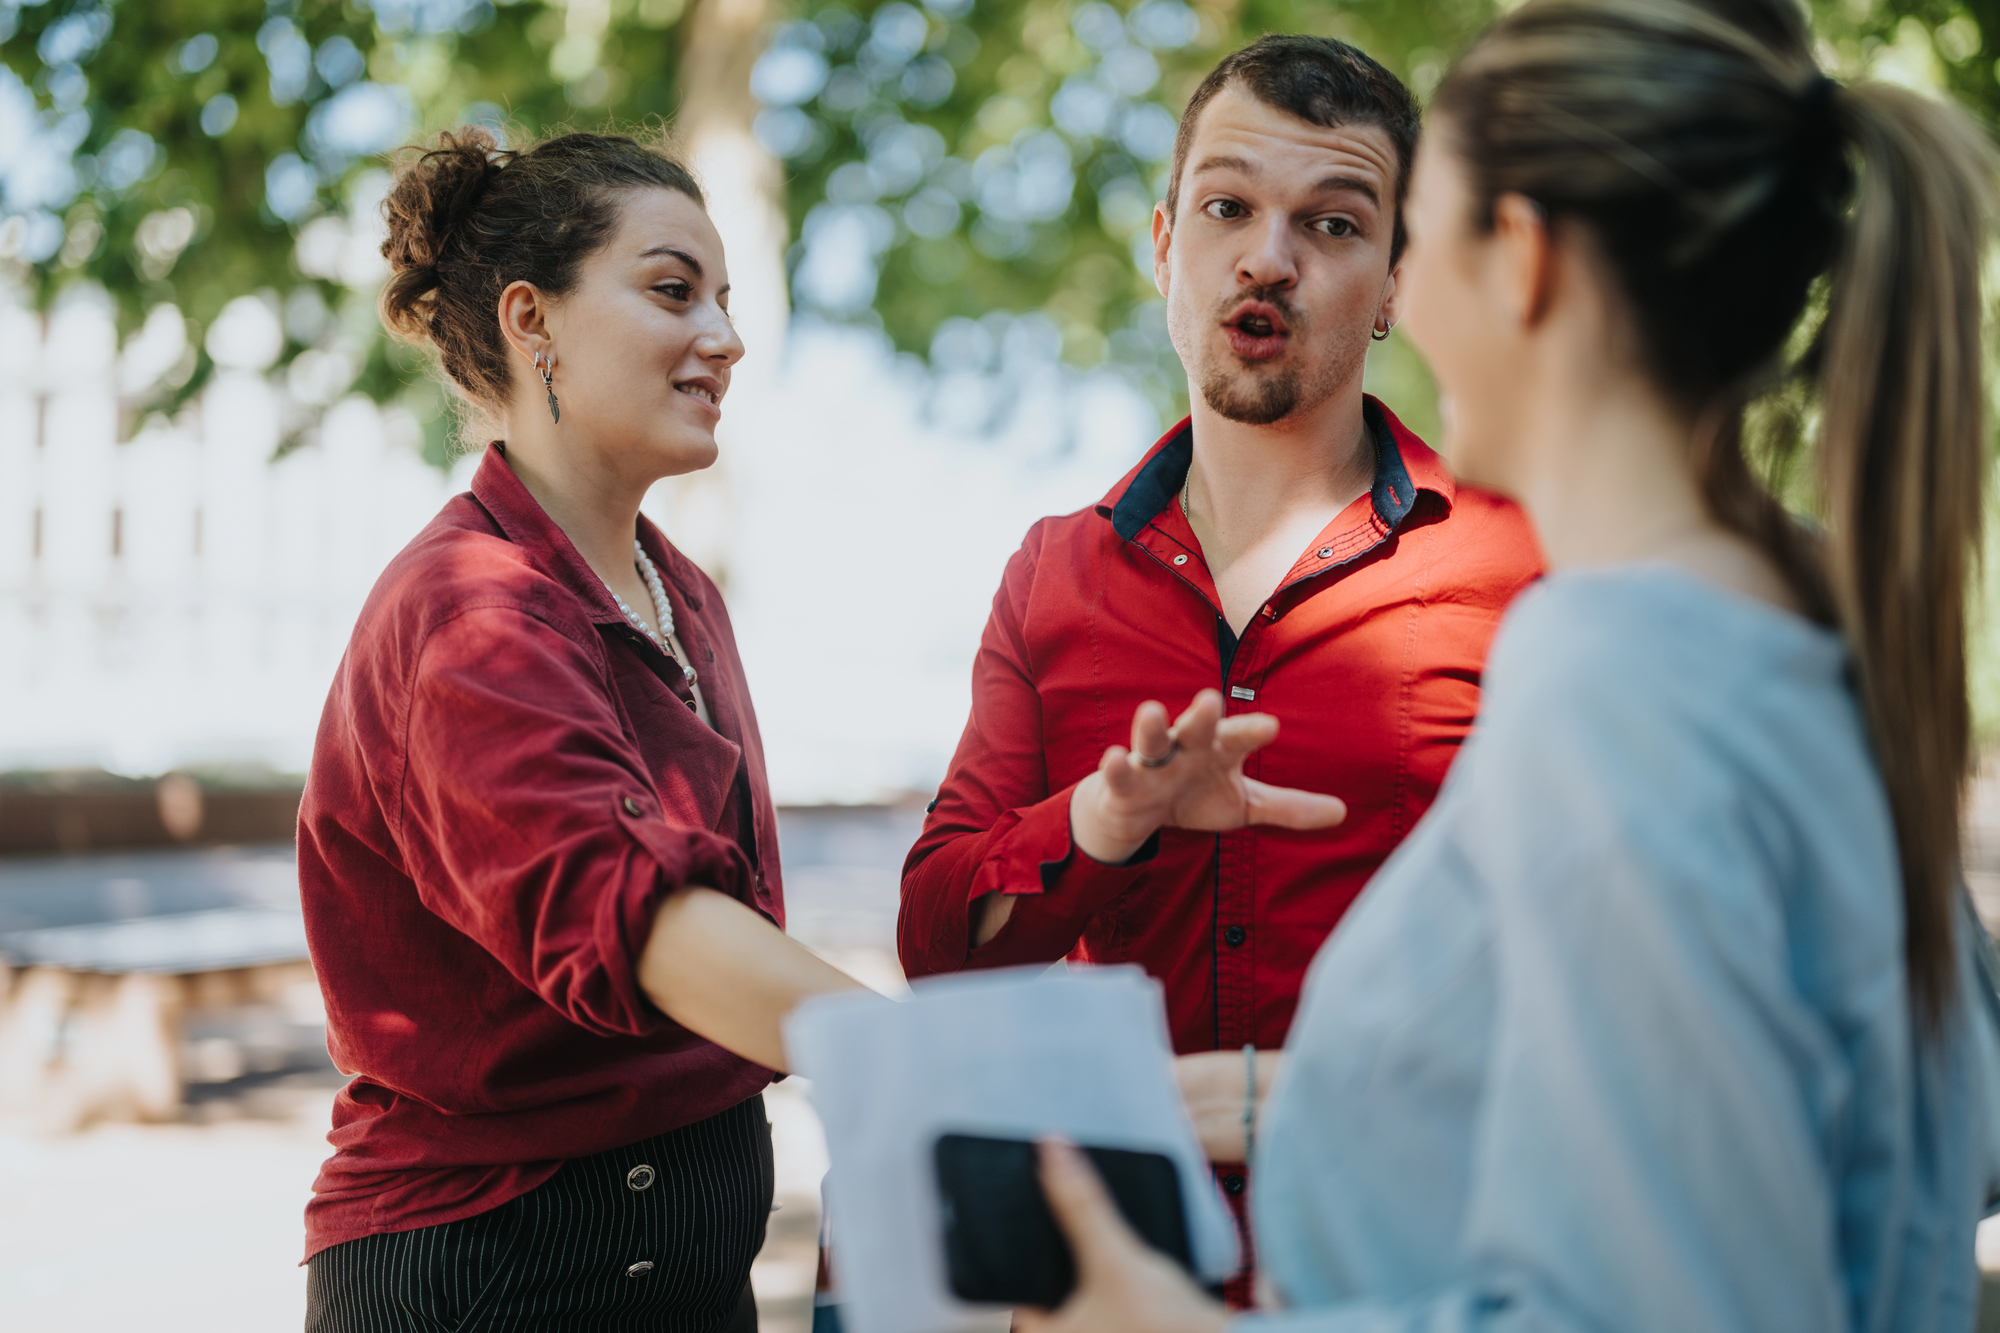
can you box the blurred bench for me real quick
[0,769,303,856]
[0,845,328,1129]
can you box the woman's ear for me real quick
[1491,192,1555,329]
[497,279,553,367]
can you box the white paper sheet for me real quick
[783,964,1240,1333]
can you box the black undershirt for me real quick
[1217,615,1240,685]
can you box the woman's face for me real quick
[538,186,745,481]
[1398,130,1529,494]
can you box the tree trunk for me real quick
[650,0,791,591]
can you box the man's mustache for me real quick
[1216,285,1306,329]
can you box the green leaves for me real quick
[0,0,703,440]
[2,0,1992,443]
[761,0,1493,419]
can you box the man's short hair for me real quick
[1167,35,1422,264]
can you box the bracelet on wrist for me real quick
[1243,1042,1256,1167]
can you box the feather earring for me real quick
[534,351,560,424]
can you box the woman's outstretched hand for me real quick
[639,885,877,1072]
[1015,1139,1232,1333]
[1071,689,1348,865]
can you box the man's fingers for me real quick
[1129,700,1172,762]
[1100,747,1145,799]
[1036,1139,1146,1276]
[1213,712,1279,757]
[1172,690,1224,754]
[1243,779,1348,830]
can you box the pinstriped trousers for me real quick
[306,1094,772,1333]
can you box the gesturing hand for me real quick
[1014,1139,1231,1333]
[969,690,1347,949]
[1071,689,1348,864]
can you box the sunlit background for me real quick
[6,0,2000,1328]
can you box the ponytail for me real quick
[1818,83,1998,1024]
[1436,0,2000,1026]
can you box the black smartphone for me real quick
[932,1132,1193,1308]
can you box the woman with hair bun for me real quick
[1022,2,2000,1330]
[298,127,867,1331]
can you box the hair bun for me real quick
[373,125,704,414]
[379,128,506,342]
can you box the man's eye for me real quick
[655,282,692,300]
[1318,218,1356,238]
[1204,199,1244,220]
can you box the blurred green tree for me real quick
[0,0,715,456]
[760,0,1490,426]
[1811,0,2000,118]
[0,0,1493,449]
[18,0,2000,728]
[2,0,1994,447]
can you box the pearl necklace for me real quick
[604,539,699,690]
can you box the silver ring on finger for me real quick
[1135,740,1179,770]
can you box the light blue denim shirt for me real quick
[1248,567,1990,1332]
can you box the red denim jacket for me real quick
[297,444,780,1260]
[900,400,1543,1055]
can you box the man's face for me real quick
[1154,83,1400,426]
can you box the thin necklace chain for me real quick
[603,540,698,687]
[1181,472,1191,519]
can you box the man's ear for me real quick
[1491,192,1554,329]
[1377,259,1402,331]
[497,279,553,367]
[1151,201,1173,299]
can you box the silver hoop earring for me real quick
[1370,321,1393,343]
[534,351,560,424]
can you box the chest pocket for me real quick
[604,629,746,842]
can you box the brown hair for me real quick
[1168,35,1422,263]
[379,127,705,411]
[1435,0,1999,1025]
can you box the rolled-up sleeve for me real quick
[398,604,754,1039]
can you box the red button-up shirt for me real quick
[297,444,781,1261]
[899,399,1542,1054]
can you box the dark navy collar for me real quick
[1108,398,1417,542]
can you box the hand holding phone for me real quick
[933,1132,1194,1307]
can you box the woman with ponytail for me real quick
[1021,3,2000,1330]
[297,129,871,1331]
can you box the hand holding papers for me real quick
[783,966,1240,1333]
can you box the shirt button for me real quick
[1317,546,1332,559]
[1224,925,1247,947]
[1173,554,1188,566]
[623,796,642,816]
[626,1261,655,1277]
[627,1164,656,1191]
[1222,1172,1245,1196]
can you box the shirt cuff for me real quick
[609,803,758,1034]
[1075,828,1162,872]
[970,780,1159,902]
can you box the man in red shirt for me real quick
[898,34,1542,1212]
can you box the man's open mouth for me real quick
[674,381,720,406]
[1223,301,1291,360]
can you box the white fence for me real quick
[0,289,472,776]
[0,286,1161,802]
